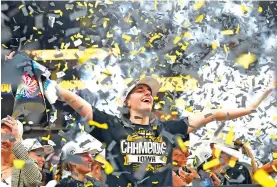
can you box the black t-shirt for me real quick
[90,108,189,187]
[55,176,103,187]
[55,176,87,187]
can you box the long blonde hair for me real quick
[54,158,63,182]
[234,140,258,183]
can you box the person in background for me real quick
[259,159,277,175]
[172,146,201,187]
[1,116,42,187]
[194,138,257,185]
[47,132,104,187]
[21,138,54,171]
[87,151,106,183]
[21,138,55,187]
[54,141,93,187]
[42,152,60,186]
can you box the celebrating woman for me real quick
[1,116,42,187]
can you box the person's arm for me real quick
[3,117,42,186]
[11,142,42,187]
[187,86,274,134]
[259,160,277,174]
[55,85,93,120]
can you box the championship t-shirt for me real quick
[90,108,189,187]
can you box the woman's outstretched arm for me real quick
[187,83,275,134]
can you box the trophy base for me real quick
[12,102,46,118]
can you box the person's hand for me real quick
[4,51,16,60]
[210,172,221,186]
[1,116,22,143]
[172,171,188,187]
[248,78,276,111]
[178,167,200,184]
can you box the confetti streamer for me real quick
[202,158,220,170]
[253,169,276,187]
[88,120,108,129]
[13,159,26,169]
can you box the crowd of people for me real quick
[1,52,277,187]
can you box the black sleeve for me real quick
[92,107,114,124]
[162,117,189,137]
[89,107,116,142]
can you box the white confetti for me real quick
[73,39,82,47]
[48,16,55,28]
[56,71,66,78]
[21,7,28,16]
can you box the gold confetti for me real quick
[221,30,234,35]
[175,98,185,107]
[2,44,8,48]
[149,33,161,43]
[211,40,217,50]
[165,54,176,63]
[154,0,157,10]
[77,2,83,6]
[13,160,26,169]
[176,136,187,153]
[241,4,249,14]
[223,44,228,54]
[61,42,65,49]
[253,169,276,187]
[273,152,277,159]
[18,4,24,9]
[152,181,158,184]
[203,158,220,170]
[173,36,182,44]
[54,10,63,17]
[195,14,204,23]
[164,115,171,120]
[85,181,93,187]
[105,0,113,5]
[183,32,192,39]
[228,157,237,168]
[88,120,108,129]
[236,53,256,69]
[62,62,68,71]
[194,0,205,10]
[235,24,240,34]
[180,42,189,51]
[186,107,193,112]
[256,129,261,136]
[214,148,221,158]
[114,43,121,55]
[95,155,114,174]
[172,111,178,115]
[122,34,131,43]
[42,135,51,141]
[270,134,277,139]
[62,138,67,142]
[258,6,263,13]
[225,126,234,145]
[103,20,108,28]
